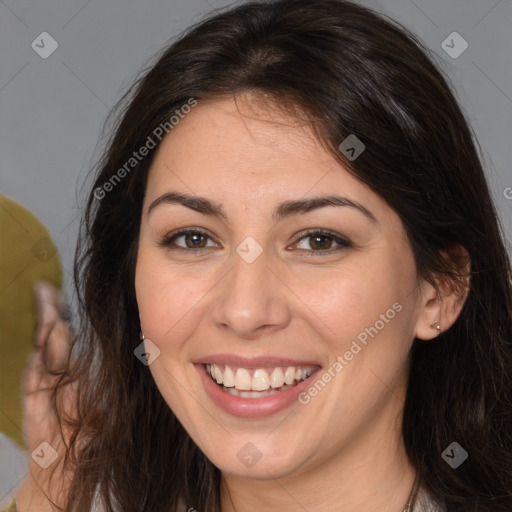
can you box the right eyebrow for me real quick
[147,191,227,219]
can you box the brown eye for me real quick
[183,232,208,248]
[294,230,352,254]
[309,235,333,251]
[159,229,219,251]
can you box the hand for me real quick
[15,282,78,511]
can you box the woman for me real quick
[10,0,512,510]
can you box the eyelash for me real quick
[292,229,352,255]
[158,228,352,255]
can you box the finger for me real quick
[34,282,73,373]
[22,348,50,396]
[42,321,72,374]
[34,282,60,350]
[22,348,79,439]
[21,351,57,448]
[22,355,77,453]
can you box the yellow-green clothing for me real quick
[0,194,62,448]
[2,498,17,512]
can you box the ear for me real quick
[414,245,471,340]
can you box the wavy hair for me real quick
[45,0,512,510]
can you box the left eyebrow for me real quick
[273,196,378,224]
[146,192,377,224]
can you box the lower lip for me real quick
[195,364,320,418]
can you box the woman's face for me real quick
[135,95,427,480]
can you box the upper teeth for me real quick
[206,363,315,392]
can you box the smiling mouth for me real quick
[204,363,318,398]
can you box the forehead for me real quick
[153,96,330,169]
[144,96,388,218]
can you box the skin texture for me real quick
[135,95,467,512]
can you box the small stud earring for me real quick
[139,331,145,341]
[430,322,441,336]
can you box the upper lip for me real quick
[194,354,322,369]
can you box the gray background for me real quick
[0,0,511,503]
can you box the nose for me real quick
[210,248,292,340]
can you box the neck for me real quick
[220,387,416,512]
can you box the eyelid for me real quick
[289,228,352,254]
[158,227,352,254]
[158,227,220,250]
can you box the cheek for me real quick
[291,259,406,350]
[135,251,212,351]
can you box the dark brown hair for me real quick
[47,0,512,510]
